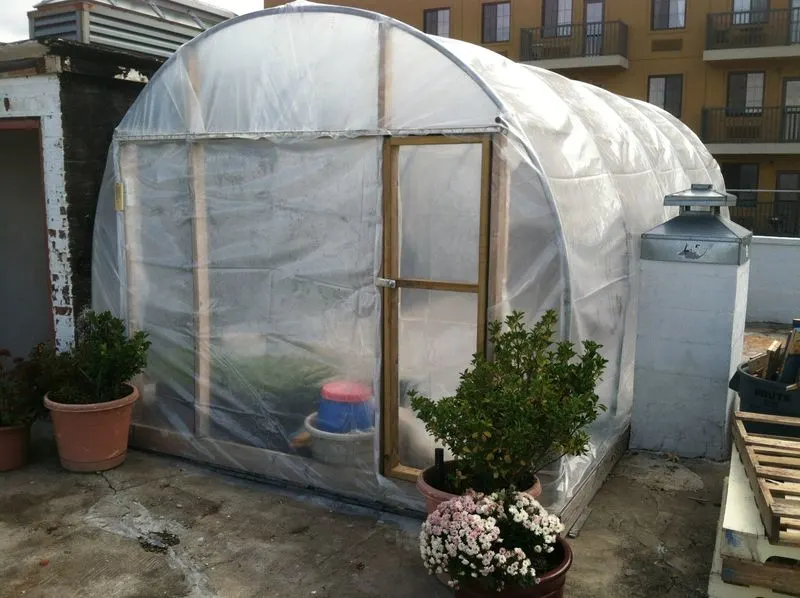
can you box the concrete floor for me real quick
[1,428,726,598]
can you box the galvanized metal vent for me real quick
[29,0,235,58]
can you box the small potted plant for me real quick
[420,490,572,597]
[411,310,607,513]
[44,310,150,472]
[0,346,49,471]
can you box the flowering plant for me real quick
[419,490,565,591]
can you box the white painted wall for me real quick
[0,75,74,349]
[631,259,749,460]
[746,236,800,325]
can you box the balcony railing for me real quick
[727,190,800,237]
[520,21,628,62]
[701,106,800,144]
[706,8,800,50]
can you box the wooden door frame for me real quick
[380,134,493,482]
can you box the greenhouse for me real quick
[92,0,725,514]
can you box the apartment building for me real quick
[264,0,800,236]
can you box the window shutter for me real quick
[483,4,498,42]
[424,10,437,34]
[728,74,747,112]
[665,75,683,117]
[652,0,669,29]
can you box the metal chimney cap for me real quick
[663,184,737,207]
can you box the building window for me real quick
[423,8,451,37]
[732,0,769,25]
[648,74,683,117]
[721,163,759,207]
[543,0,573,38]
[727,72,765,115]
[652,0,686,30]
[483,2,511,43]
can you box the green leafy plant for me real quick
[410,310,607,494]
[48,311,151,405]
[0,345,52,427]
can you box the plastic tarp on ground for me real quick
[92,0,725,513]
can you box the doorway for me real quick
[0,120,53,359]
[783,79,800,142]
[585,0,604,56]
[380,136,492,481]
[775,172,800,236]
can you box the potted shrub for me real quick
[411,310,607,513]
[0,346,50,471]
[44,311,150,472]
[420,490,571,597]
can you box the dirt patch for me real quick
[138,531,180,554]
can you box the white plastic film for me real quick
[92,1,728,513]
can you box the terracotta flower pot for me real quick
[417,460,542,514]
[455,537,573,598]
[0,425,30,472]
[44,384,139,472]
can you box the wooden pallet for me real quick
[732,410,800,546]
[710,476,798,598]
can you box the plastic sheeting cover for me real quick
[92,1,726,513]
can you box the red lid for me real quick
[321,381,372,403]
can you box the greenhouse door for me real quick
[380,136,492,482]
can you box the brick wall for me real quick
[59,73,146,319]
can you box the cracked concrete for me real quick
[0,425,726,598]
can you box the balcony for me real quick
[520,21,628,70]
[701,106,800,154]
[728,190,800,237]
[705,8,800,61]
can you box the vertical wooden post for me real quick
[477,136,493,355]
[381,139,399,475]
[187,49,212,438]
[120,143,143,331]
[489,135,510,323]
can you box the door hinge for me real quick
[375,277,396,289]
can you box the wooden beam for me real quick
[395,279,478,293]
[488,133,510,323]
[477,137,492,355]
[390,464,421,483]
[721,555,800,595]
[388,135,485,146]
[120,143,143,330]
[0,118,40,130]
[381,139,399,475]
[186,47,211,439]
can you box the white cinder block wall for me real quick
[631,259,749,460]
[746,236,800,324]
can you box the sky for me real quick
[0,0,263,43]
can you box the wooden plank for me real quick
[488,134,509,322]
[395,279,478,293]
[477,136,492,355]
[558,425,629,532]
[758,454,800,468]
[120,143,143,331]
[766,481,800,496]
[736,411,800,428]
[780,529,800,544]
[766,340,784,379]
[381,139,400,476]
[721,555,800,595]
[390,464,421,483]
[755,465,800,484]
[746,433,800,453]
[186,47,211,439]
[771,499,800,518]
[733,423,781,543]
[748,351,770,377]
[754,445,800,458]
[388,135,484,146]
[377,20,390,129]
[780,517,800,528]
